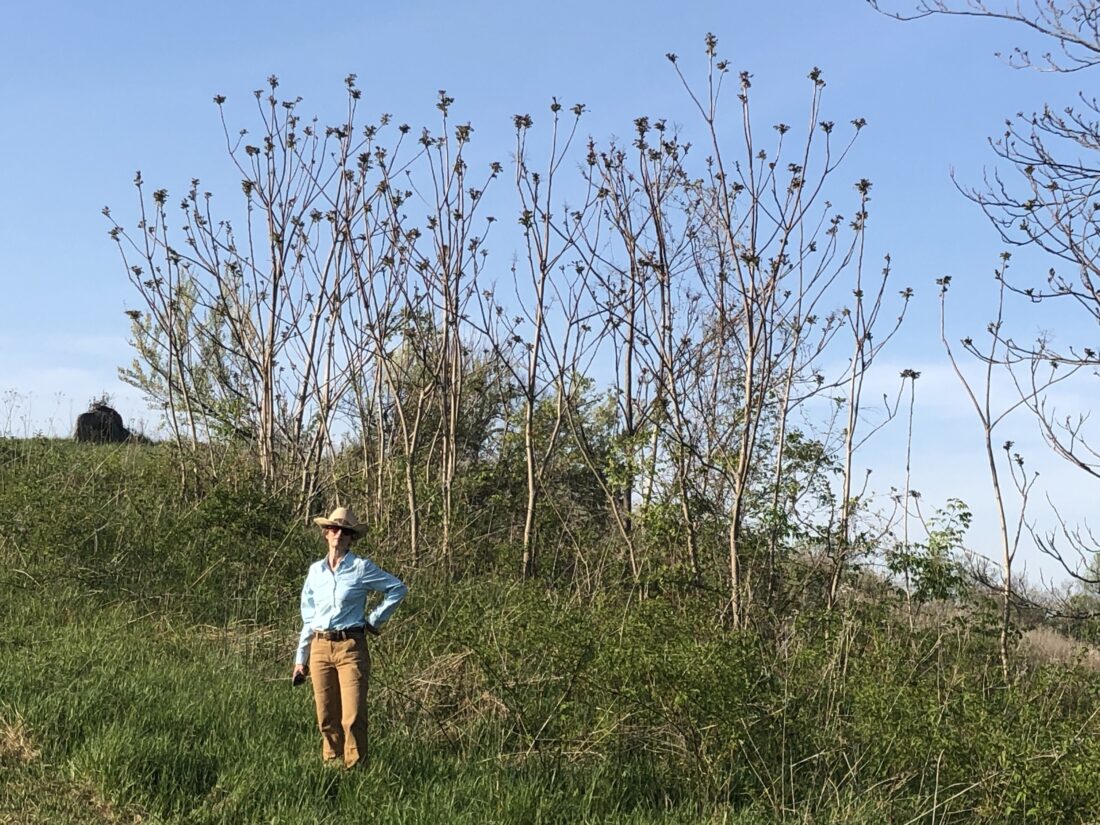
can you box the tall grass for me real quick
[4,438,1100,823]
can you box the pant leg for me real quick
[334,636,371,768]
[309,638,344,761]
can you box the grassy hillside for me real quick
[3,439,1100,823]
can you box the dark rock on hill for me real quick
[74,402,131,444]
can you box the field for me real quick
[3,439,1100,824]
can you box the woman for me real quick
[292,506,408,769]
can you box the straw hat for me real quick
[312,506,363,537]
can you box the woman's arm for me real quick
[362,562,408,631]
[294,570,316,668]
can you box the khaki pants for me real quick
[308,635,371,768]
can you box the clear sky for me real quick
[1,0,1093,583]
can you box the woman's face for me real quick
[324,525,354,553]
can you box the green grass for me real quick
[7,578,1100,824]
[5,438,1100,823]
[0,587,738,824]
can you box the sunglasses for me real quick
[324,525,354,536]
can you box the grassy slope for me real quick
[0,588,753,825]
[3,439,1100,823]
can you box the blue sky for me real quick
[1,1,1094,581]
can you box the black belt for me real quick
[314,626,365,641]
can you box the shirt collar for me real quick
[323,551,358,572]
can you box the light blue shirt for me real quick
[295,551,408,665]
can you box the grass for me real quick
[5,438,1100,823]
[1,583,736,824]
[0,699,145,825]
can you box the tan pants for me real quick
[308,636,371,768]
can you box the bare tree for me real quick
[667,41,904,625]
[939,265,1058,677]
[576,127,686,584]
[868,1,1100,71]
[827,246,911,609]
[110,75,376,500]
[585,115,708,584]
[870,0,1100,580]
[344,129,435,561]
[408,93,498,571]
[498,101,593,578]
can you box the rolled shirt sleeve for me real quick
[295,573,317,666]
[363,561,408,629]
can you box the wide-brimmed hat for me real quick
[312,506,363,537]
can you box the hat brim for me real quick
[313,517,362,537]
